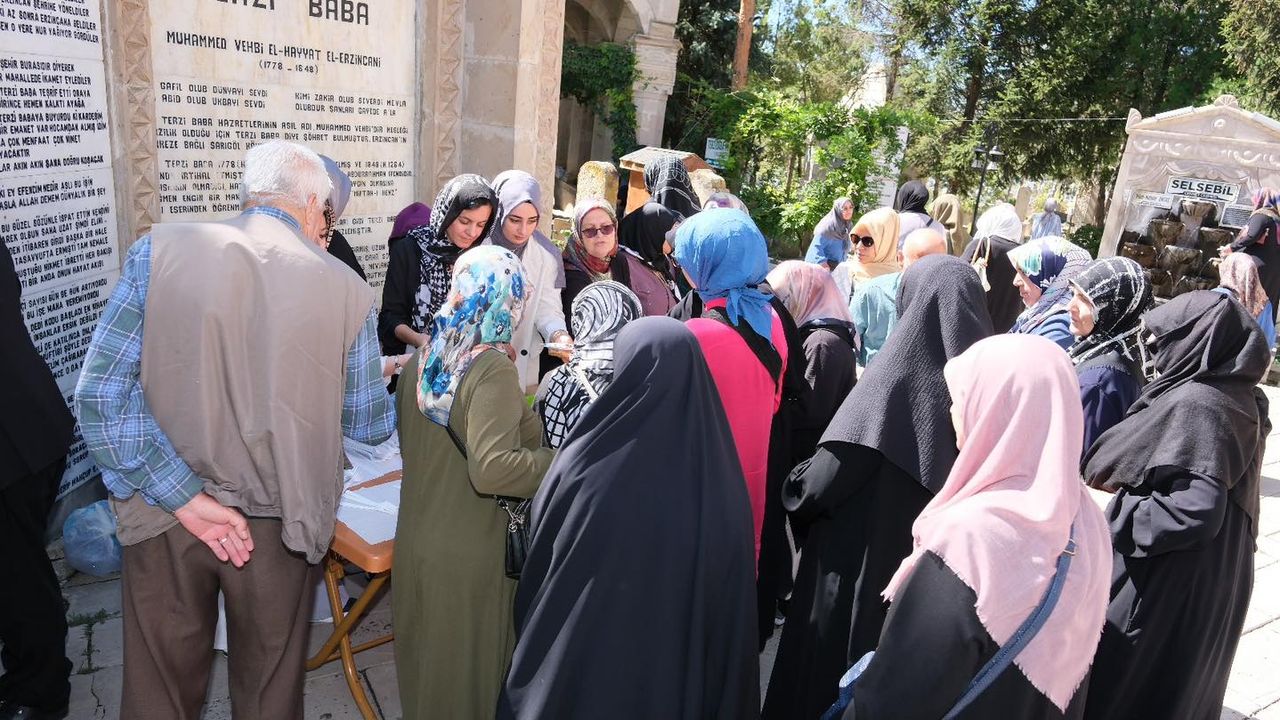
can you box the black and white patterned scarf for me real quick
[1068,256,1153,367]
[409,174,497,331]
[643,155,701,220]
[538,281,642,448]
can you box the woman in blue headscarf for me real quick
[1008,236,1093,349]
[672,208,789,563]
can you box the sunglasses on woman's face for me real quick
[582,223,616,240]
[853,235,876,248]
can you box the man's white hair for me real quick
[240,140,332,207]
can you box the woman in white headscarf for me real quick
[961,202,1026,331]
[484,170,572,394]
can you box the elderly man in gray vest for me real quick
[76,140,393,719]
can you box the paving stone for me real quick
[1225,622,1280,714]
[87,617,124,670]
[67,662,121,719]
[65,577,122,623]
[65,624,90,675]
[302,669,381,719]
[364,662,402,720]
[1257,698,1280,719]
[1244,565,1280,634]
[1221,706,1253,720]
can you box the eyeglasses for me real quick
[853,235,876,248]
[581,223,616,240]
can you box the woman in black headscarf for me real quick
[893,180,945,247]
[378,174,497,355]
[642,155,701,220]
[1083,290,1270,720]
[617,200,685,299]
[762,254,993,720]
[498,316,759,720]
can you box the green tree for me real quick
[766,0,870,104]
[1222,0,1280,116]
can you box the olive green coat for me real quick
[393,350,554,719]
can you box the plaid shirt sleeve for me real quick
[75,237,202,513]
[342,307,396,445]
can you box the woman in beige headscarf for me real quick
[932,193,969,256]
[849,207,901,283]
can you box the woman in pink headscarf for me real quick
[766,260,857,459]
[837,334,1111,719]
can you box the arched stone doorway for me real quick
[555,0,681,208]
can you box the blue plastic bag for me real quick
[62,500,123,576]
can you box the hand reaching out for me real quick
[174,493,255,567]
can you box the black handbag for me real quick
[444,423,531,580]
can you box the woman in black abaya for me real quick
[762,254,993,720]
[1083,290,1270,720]
[498,316,759,720]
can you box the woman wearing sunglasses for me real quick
[563,199,678,319]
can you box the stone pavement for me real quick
[35,385,1280,719]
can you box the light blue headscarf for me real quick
[672,208,775,347]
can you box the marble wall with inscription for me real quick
[147,0,415,292]
[0,0,118,497]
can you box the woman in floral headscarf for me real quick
[393,245,554,719]
[1007,236,1093,349]
[378,174,497,355]
[1221,187,1280,305]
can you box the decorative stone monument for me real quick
[1104,95,1280,298]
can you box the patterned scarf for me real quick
[1009,236,1093,334]
[643,155,701,219]
[417,246,526,425]
[1068,257,1152,365]
[538,281,643,448]
[1219,252,1269,318]
[409,174,497,332]
[565,199,618,282]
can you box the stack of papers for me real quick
[343,434,403,489]
[337,480,401,545]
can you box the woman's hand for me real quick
[547,331,573,362]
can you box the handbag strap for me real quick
[444,417,528,518]
[941,524,1078,720]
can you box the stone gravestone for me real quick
[689,168,726,207]
[0,0,120,501]
[575,160,618,206]
[146,0,418,293]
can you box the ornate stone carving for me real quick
[108,0,160,243]
[433,0,465,189]
[1131,135,1280,171]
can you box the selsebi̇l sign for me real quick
[1165,176,1241,203]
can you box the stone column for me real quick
[631,26,681,148]
[513,0,567,229]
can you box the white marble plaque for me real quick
[148,0,418,294]
[0,0,116,497]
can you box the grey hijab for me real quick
[320,155,352,219]
[489,169,566,288]
[814,196,853,242]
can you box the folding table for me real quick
[306,470,400,720]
